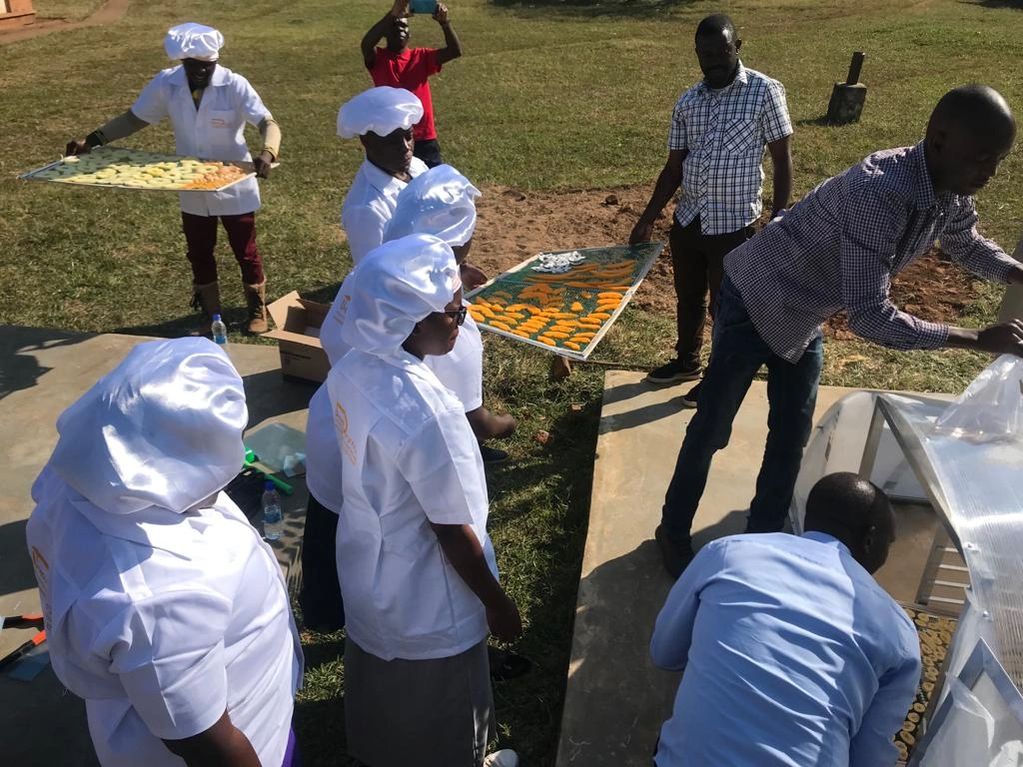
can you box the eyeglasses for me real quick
[438,306,467,326]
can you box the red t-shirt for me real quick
[368,47,442,142]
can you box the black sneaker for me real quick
[646,359,701,385]
[680,381,702,409]
[488,646,533,681]
[480,445,509,464]
[655,524,695,579]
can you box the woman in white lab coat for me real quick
[26,337,303,767]
[382,163,518,458]
[300,164,519,634]
[325,234,520,767]
[65,23,282,336]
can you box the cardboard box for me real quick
[263,291,331,383]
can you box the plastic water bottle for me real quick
[261,481,283,541]
[211,313,228,346]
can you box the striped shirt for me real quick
[668,63,792,235]
[725,143,1019,363]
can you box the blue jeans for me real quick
[661,277,824,541]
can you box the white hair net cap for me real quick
[340,233,461,357]
[45,337,247,515]
[165,22,224,62]
[337,86,424,139]
[383,164,481,247]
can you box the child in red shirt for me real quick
[362,0,463,167]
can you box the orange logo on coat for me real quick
[334,402,358,465]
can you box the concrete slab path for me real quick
[554,371,944,767]
[0,326,316,765]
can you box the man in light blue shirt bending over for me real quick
[651,472,921,766]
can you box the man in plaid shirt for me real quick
[632,13,793,401]
[655,85,1023,578]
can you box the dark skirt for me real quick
[298,493,344,632]
[344,638,495,767]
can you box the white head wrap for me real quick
[339,233,461,357]
[164,22,224,62]
[44,337,247,516]
[383,164,481,247]
[337,86,424,139]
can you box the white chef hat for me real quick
[383,164,481,247]
[164,22,224,62]
[340,233,461,356]
[44,337,247,516]
[337,86,424,139]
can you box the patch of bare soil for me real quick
[472,184,978,337]
[0,0,129,45]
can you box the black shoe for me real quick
[646,359,701,385]
[480,445,509,464]
[655,524,695,579]
[488,646,533,681]
[680,381,702,409]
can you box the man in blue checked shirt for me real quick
[652,473,920,767]
[631,13,793,400]
[655,84,1023,578]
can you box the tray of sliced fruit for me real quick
[466,241,664,361]
[895,603,957,764]
[19,145,265,192]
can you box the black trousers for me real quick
[669,215,755,368]
[298,494,345,632]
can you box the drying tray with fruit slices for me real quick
[895,603,957,765]
[18,145,274,192]
[466,242,664,361]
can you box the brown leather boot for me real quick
[549,355,573,381]
[243,280,269,334]
[191,280,221,336]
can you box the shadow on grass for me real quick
[794,116,852,128]
[110,313,200,339]
[489,0,697,19]
[111,307,254,339]
[481,390,604,762]
[295,693,355,767]
[301,281,344,306]
[962,0,1023,8]
[111,281,345,339]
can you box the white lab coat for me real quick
[341,158,428,264]
[27,471,302,767]
[309,299,484,516]
[305,385,345,513]
[326,348,494,661]
[426,310,484,412]
[131,65,270,217]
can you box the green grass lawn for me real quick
[2,0,1022,764]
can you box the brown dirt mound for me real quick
[472,184,977,336]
